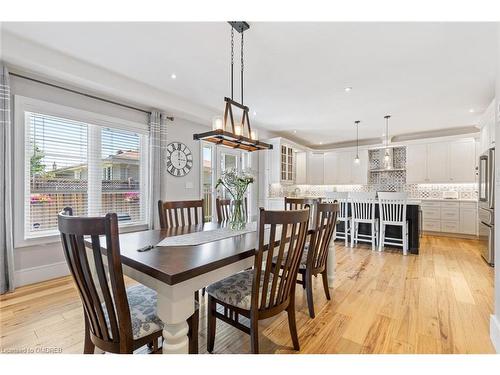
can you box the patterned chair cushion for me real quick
[206,270,274,310]
[102,284,163,340]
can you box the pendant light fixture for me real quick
[383,115,392,168]
[193,22,272,152]
[354,120,360,164]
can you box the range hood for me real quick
[368,146,405,172]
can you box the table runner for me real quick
[156,222,258,247]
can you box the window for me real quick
[24,111,148,239]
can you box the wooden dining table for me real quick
[84,221,336,354]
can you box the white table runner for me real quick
[156,222,258,247]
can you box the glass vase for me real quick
[230,198,246,230]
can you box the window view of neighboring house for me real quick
[26,112,147,238]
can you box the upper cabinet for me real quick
[406,139,477,183]
[307,152,325,185]
[324,149,368,185]
[264,137,305,184]
[478,100,496,155]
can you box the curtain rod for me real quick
[10,72,174,121]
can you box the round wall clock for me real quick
[166,142,193,177]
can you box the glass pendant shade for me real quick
[212,116,224,130]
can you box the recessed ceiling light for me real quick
[469,108,475,113]
[253,111,257,116]
[293,130,297,134]
[171,73,177,80]
[319,141,323,145]
[344,87,352,92]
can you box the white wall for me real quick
[492,24,500,353]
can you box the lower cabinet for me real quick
[421,200,477,236]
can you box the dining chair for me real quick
[378,192,409,255]
[158,199,205,228]
[216,197,248,223]
[292,202,339,318]
[58,207,198,354]
[350,192,379,250]
[206,207,311,354]
[157,199,203,352]
[322,191,350,247]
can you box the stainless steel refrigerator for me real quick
[478,147,495,265]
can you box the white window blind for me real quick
[25,111,148,239]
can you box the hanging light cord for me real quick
[355,121,360,158]
[241,30,244,105]
[230,27,234,100]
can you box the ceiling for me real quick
[3,22,497,146]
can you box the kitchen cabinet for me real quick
[307,152,325,185]
[449,140,476,182]
[406,144,427,183]
[264,137,304,184]
[421,200,477,236]
[323,151,338,184]
[478,100,496,154]
[295,151,307,184]
[427,143,448,182]
[406,139,476,183]
[331,150,368,184]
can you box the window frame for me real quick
[14,95,149,248]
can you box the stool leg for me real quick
[403,223,408,255]
[371,222,376,251]
[379,223,384,252]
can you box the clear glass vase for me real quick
[230,198,246,230]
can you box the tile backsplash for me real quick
[268,182,478,200]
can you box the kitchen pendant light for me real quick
[354,120,360,164]
[194,22,272,152]
[383,115,392,168]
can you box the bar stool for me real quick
[323,192,351,247]
[350,192,379,250]
[378,192,409,255]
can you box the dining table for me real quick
[84,220,336,354]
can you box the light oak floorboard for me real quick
[0,235,495,354]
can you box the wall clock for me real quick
[166,142,193,177]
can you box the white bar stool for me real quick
[323,192,351,247]
[378,192,409,255]
[350,192,379,250]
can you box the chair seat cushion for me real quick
[206,269,274,310]
[124,284,163,340]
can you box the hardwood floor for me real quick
[0,235,495,354]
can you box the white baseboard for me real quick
[14,261,70,288]
[490,314,500,353]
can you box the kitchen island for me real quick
[265,197,421,254]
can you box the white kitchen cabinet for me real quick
[406,140,476,183]
[449,140,476,182]
[478,100,496,154]
[406,144,427,183]
[323,151,338,184]
[335,151,353,184]
[264,137,304,184]
[427,143,449,182]
[295,151,307,184]
[421,200,477,236]
[352,149,368,184]
[307,152,325,185]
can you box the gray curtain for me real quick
[149,111,168,229]
[0,63,15,294]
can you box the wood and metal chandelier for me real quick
[193,22,272,152]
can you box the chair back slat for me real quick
[58,207,133,353]
[378,192,408,224]
[216,197,248,223]
[322,192,349,220]
[350,192,377,221]
[158,200,205,229]
[307,203,339,272]
[252,207,310,313]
